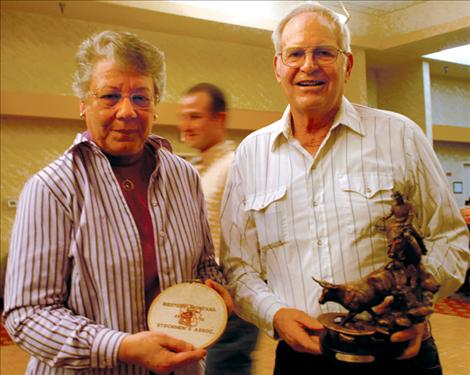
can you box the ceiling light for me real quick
[423,45,470,66]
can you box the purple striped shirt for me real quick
[3,133,224,375]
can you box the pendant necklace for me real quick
[121,178,135,192]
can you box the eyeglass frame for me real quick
[87,90,160,109]
[277,45,348,68]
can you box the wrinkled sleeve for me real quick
[193,171,226,285]
[3,176,128,370]
[220,155,287,337]
[406,125,469,299]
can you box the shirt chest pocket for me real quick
[339,173,394,199]
[338,173,394,234]
[245,186,288,251]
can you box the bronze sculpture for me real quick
[314,191,440,362]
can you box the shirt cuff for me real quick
[90,328,130,368]
[260,298,288,338]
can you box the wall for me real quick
[376,60,429,132]
[431,75,470,128]
[1,9,286,111]
[344,46,368,105]
[366,67,378,108]
[434,141,470,207]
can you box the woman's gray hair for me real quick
[72,30,166,102]
[272,3,351,54]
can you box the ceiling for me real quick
[2,0,469,76]
[340,1,427,16]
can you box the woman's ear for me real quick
[79,102,86,119]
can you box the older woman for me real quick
[3,30,231,375]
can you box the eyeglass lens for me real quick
[95,92,153,108]
[282,46,340,67]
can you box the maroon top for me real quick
[107,146,159,312]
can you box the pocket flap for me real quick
[339,173,393,198]
[245,186,287,211]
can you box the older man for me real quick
[220,3,469,374]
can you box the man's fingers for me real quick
[396,337,421,360]
[390,322,425,360]
[300,315,324,332]
[291,332,322,354]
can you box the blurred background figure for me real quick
[179,82,259,375]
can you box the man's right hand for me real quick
[118,331,207,374]
[273,308,324,354]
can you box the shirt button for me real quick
[151,199,158,207]
[312,200,317,207]
[366,187,371,193]
[159,231,167,239]
[317,240,322,246]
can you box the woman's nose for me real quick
[116,96,138,119]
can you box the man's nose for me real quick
[300,52,319,72]
[116,96,138,119]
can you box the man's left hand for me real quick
[390,321,426,359]
[205,279,234,316]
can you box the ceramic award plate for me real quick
[147,282,228,348]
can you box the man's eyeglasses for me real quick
[89,91,157,109]
[279,45,347,68]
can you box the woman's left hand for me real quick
[204,279,233,316]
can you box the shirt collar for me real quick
[69,132,173,155]
[198,140,236,166]
[270,97,365,151]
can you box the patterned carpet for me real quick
[1,321,13,346]
[435,293,470,318]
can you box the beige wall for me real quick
[366,67,378,108]
[345,46,368,105]
[434,141,470,207]
[1,9,286,111]
[376,60,429,132]
[431,75,470,128]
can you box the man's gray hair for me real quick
[272,3,351,54]
[72,30,166,102]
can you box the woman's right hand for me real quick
[118,331,207,374]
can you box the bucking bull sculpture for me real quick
[313,191,440,331]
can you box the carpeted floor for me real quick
[435,293,470,318]
[1,321,13,346]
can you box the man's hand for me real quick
[273,308,324,354]
[205,279,234,316]
[391,322,426,359]
[118,331,206,374]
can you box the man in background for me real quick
[179,82,259,375]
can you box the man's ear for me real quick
[345,53,354,82]
[274,54,282,83]
[215,111,227,128]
